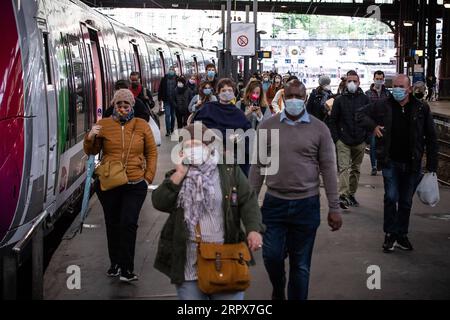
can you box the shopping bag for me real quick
[416,172,440,207]
[149,116,161,146]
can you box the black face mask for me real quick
[414,92,424,100]
[131,81,139,89]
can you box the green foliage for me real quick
[274,13,390,38]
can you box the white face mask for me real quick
[219,91,235,103]
[347,81,358,93]
[177,82,184,88]
[183,146,209,165]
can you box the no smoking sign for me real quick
[237,35,249,47]
[231,23,255,56]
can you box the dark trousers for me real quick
[164,101,176,133]
[382,161,421,236]
[175,110,189,129]
[370,134,377,169]
[261,194,320,300]
[96,180,147,271]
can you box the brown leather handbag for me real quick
[95,129,136,191]
[195,224,251,294]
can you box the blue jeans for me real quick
[261,194,320,300]
[176,281,245,300]
[164,101,175,133]
[382,161,422,236]
[370,134,377,169]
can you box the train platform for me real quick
[430,100,450,118]
[43,122,450,300]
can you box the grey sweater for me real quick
[249,113,340,210]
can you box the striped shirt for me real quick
[184,168,224,281]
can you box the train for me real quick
[0,0,216,258]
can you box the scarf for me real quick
[130,84,142,98]
[112,107,135,125]
[177,154,218,233]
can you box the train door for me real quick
[176,54,183,75]
[193,56,199,76]
[131,42,142,75]
[81,23,105,122]
[158,50,166,74]
[37,18,58,208]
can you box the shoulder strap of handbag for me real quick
[124,121,137,168]
[230,165,240,223]
[194,166,239,244]
[195,223,202,244]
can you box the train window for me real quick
[120,50,128,76]
[43,33,53,85]
[66,35,88,144]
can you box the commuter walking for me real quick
[413,81,427,101]
[103,80,151,122]
[306,75,334,122]
[235,80,271,129]
[365,70,391,176]
[84,89,158,282]
[187,74,199,95]
[271,75,299,113]
[204,63,218,94]
[152,124,264,300]
[187,81,217,124]
[249,79,342,300]
[426,74,436,101]
[328,70,370,209]
[193,78,252,176]
[158,66,178,136]
[358,74,438,253]
[174,76,193,129]
[266,74,283,107]
[129,71,155,111]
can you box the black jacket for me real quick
[103,97,150,122]
[328,87,370,146]
[158,75,177,104]
[135,86,155,111]
[174,87,193,114]
[306,87,333,121]
[357,94,438,172]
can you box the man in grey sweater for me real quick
[249,79,342,300]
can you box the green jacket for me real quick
[152,164,265,285]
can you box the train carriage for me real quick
[0,0,215,270]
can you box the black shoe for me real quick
[371,167,377,176]
[347,195,359,207]
[339,195,349,210]
[106,264,120,277]
[165,131,171,137]
[395,235,413,251]
[119,270,138,282]
[383,233,396,253]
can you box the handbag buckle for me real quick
[238,252,245,265]
[215,252,222,271]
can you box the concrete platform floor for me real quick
[44,127,450,300]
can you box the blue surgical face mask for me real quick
[374,79,385,87]
[203,88,212,96]
[392,87,407,102]
[168,70,175,77]
[284,98,305,116]
[207,70,215,78]
[262,82,270,92]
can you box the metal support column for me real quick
[251,0,258,75]
[220,4,226,78]
[427,0,437,79]
[226,0,232,79]
[440,6,450,99]
[243,5,250,85]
